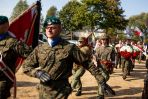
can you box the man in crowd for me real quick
[115,40,123,68]
[94,33,115,98]
[120,37,133,80]
[71,37,92,96]
[95,33,115,74]
[0,16,32,99]
[22,16,114,99]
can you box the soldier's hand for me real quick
[35,70,50,83]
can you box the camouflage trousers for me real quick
[121,58,132,77]
[115,53,121,68]
[0,80,12,99]
[71,67,85,91]
[96,65,109,96]
[37,80,72,99]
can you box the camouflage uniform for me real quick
[121,40,133,80]
[0,34,32,99]
[22,39,105,99]
[95,34,115,97]
[115,42,122,68]
[0,16,32,99]
[71,38,92,96]
[96,45,115,74]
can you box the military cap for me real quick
[0,16,8,25]
[99,33,110,40]
[43,16,61,27]
[78,37,86,42]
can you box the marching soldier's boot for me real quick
[96,95,104,99]
[122,75,127,80]
[75,90,81,96]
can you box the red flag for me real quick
[134,27,143,36]
[8,1,41,71]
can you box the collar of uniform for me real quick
[0,32,9,41]
[47,37,61,47]
[47,38,63,49]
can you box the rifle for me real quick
[0,52,16,99]
[92,54,116,95]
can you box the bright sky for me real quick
[0,0,148,19]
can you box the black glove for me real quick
[35,70,51,83]
[100,81,116,95]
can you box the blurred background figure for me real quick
[71,37,92,96]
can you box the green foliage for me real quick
[59,0,127,36]
[131,35,141,42]
[81,0,128,31]
[46,6,57,17]
[10,0,29,21]
[59,1,82,31]
[118,33,126,40]
[128,12,148,32]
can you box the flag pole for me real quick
[32,0,41,48]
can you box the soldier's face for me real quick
[0,22,9,34]
[45,24,61,39]
[101,39,107,44]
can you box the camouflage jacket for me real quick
[95,45,115,62]
[73,45,92,70]
[22,39,104,82]
[0,36,32,81]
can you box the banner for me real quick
[134,27,143,37]
[9,1,41,71]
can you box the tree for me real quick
[128,13,148,32]
[46,6,57,17]
[59,1,82,31]
[80,0,128,32]
[128,13,148,42]
[10,0,29,21]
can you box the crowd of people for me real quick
[0,15,148,99]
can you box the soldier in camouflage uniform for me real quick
[95,33,115,98]
[22,16,113,99]
[120,37,133,80]
[0,16,32,99]
[115,40,123,68]
[95,33,115,74]
[71,37,92,96]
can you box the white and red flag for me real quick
[134,27,143,37]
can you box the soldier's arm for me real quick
[72,45,115,95]
[11,39,33,58]
[71,45,105,82]
[21,46,39,77]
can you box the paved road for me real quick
[12,61,147,99]
[69,61,146,99]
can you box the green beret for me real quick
[0,16,8,25]
[43,16,61,27]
